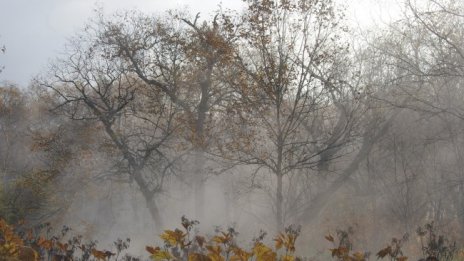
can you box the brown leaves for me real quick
[91,248,115,261]
[376,246,392,259]
[274,232,296,252]
[330,247,350,258]
[325,234,335,242]
[189,252,212,261]
[37,236,53,251]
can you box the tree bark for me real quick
[132,169,164,230]
[276,173,284,230]
[193,150,206,221]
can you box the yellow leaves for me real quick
[253,242,277,261]
[189,252,212,261]
[146,246,173,261]
[152,250,174,260]
[0,219,38,260]
[160,229,186,247]
[18,246,39,261]
[351,251,366,261]
[0,243,20,259]
[206,245,225,261]
[230,246,253,261]
[281,255,295,261]
[273,232,296,252]
[212,232,232,245]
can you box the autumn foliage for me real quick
[2,216,464,261]
[145,216,300,261]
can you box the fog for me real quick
[2,0,464,260]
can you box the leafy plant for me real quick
[376,234,409,261]
[416,222,457,261]
[145,216,302,261]
[326,227,370,261]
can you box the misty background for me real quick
[1,0,464,260]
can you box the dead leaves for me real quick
[376,246,392,259]
[146,246,173,261]
[325,234,335,242]
[145,218,301,261]
[91,248,115,260]
[230,246,253,261]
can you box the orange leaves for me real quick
[0,219,36,260]
[37,236,53,250]
[91,248,115,261]
[273,232,296,252]
[0,219,23,247]
[146,246,159,255]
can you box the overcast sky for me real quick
[0,0,400,87]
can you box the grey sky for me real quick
[0,0,399,87]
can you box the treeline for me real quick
[1,0,464,254]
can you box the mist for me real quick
[2,0,464,260]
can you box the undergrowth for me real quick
[0,216,462,261]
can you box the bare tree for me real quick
[214,0,363,230]
[39,27,178,228]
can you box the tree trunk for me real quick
[132,169,164,230]
[146,196,163,231]
[193,150,206,221]
[276,173,284,230]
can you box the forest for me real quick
[2,0,464,260]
